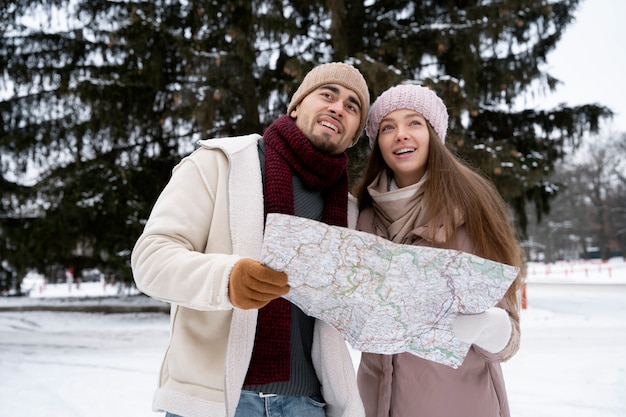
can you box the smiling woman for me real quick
[375,109,431,187]
[352,83,526,417]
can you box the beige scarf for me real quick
[368,170,462,244]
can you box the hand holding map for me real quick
[260,213,519,368]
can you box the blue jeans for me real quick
[234,390,326,417]
[165,391,326,417]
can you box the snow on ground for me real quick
[0,258,625,416]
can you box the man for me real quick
[131,62,370,417]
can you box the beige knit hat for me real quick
[287,62,370,143]
[366,84,449,148]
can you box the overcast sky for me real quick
[539,0,625,134]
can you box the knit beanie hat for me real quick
[366,84,449,148]
[288,62,370,143]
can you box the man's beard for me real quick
[307,132,341,156]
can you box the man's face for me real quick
[290,84,362,155]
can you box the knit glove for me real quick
[453,307,512,354]
[228,258,290,309]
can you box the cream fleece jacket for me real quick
[131,134,363,417]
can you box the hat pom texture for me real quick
[366,84,449,148]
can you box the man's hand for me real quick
[228,259,289,309]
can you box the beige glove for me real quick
[228,259,289,309]
[453,307,512,354]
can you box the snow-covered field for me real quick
[1,258,625,416]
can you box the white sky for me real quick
[540,0,626,134]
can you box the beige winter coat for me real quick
[356,206,520,417]
[131,134,363,417]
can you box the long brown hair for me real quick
[353,124,525,311]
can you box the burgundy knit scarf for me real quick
[244,115,349,385]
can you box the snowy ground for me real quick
[0,259,625,416]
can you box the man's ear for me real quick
[290,108,298,118]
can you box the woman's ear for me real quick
[290,108,298,118]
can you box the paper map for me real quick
[260,213,519,368]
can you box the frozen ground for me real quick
[0,259,625,416]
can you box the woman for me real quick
[352,84,525,417]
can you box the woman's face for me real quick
[377,109,430,187]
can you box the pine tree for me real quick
[0,0,612,286]
[344,0,611,232]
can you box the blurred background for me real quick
[1,0,624,292]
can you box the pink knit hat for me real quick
[366,84,449,148]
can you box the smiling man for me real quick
[289,82,366,155]
[131,62,370,417]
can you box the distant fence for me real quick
[527,259,626,282]
[522,259,626,310]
